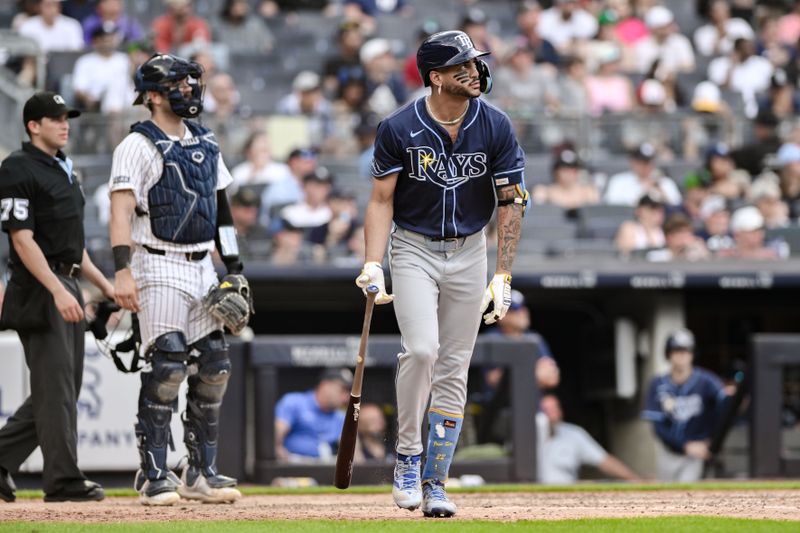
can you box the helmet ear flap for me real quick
[476,59,492,94]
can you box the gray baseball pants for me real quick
[389,226,487,456]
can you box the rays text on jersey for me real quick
[406,146,488,187]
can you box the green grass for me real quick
[0,518,797,532]
[12,479,800,500]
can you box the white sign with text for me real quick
[0,332,189,472]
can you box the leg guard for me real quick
[183,331,234,486]
[136,332,188,484]
[421,409,463,484]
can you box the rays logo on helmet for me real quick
[454,33,472,48]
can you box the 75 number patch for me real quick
[0,198,29,221]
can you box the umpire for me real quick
[0,92,114,502]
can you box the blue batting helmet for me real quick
[416,30,492,93]
[665,329,695,355]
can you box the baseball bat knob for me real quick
[366,285,379,294]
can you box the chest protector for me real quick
[132,120,218,244]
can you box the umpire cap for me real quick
[665,329,694,355]
[417,30,489,88]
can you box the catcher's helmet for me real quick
[665,328,695,355]
[417,30,493,93]
[133,54,205,118]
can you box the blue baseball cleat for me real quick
[421,480,457,518]
[392,454,422,510]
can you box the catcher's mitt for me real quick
[203,274,254,335]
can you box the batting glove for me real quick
[355,262,394,304]
[480,273,512,325]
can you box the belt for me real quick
[143,245,208,261]
[396,227,469,252]
[51,262,82,278]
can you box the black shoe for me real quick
[44,480,105,502]
[0,467,16,503]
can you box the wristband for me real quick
[112,245,131,272]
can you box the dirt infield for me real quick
[1,490,799,522]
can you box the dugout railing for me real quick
[750,334,800,478]
[248,335,540,485]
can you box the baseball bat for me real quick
[334,285,378,489]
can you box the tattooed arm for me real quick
[495,185,524,274]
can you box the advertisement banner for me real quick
[0,332,189,472]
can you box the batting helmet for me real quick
[133,54,205,118]
[417,30,493,93]
[665,328,695,355]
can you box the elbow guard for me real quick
[216,190,242,273]
[497,184,529,215]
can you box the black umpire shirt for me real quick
[0,142,85,266]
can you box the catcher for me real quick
[109,54,252,506]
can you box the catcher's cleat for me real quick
[177,464,241,504]
[421,480,457,518]
[135,469,181,506]
[392,454,422,511]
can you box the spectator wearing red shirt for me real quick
[151,0,210,54]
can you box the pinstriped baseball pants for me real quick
[131,246,222,351]
[389,227,487,456]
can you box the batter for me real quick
[356,30,527,518]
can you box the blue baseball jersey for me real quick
[642,368,727,453]
[371,97,525,238]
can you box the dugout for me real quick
[243,257,800,479]
[248,335,540,485]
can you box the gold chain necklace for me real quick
[425,97,469,126]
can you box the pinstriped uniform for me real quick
[108,128,233,350]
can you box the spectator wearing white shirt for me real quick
[708,37,773,117]
[537,0,598,55]
[693,0,755,57]
[635,6,695,80]
[604,142,682,206]
[72,23,133,113]
[537,395,641,485]
[230,132,293,192]
[18,0,84,53]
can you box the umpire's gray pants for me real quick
[389,227,486,456]
[0,275,86,494]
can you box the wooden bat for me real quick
[334,285,378,489]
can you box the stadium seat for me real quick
[522,219,578,242]
[766,225,800,257]
[576,205,634,239]
[526,203,567,224]
[524,154,553,186]
[548,238,617,258]
[45,51,83,95]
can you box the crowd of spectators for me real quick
[3,0,800,265]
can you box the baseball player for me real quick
[356,30,526,517]
[109,54,247,506]
[642,329,727,482]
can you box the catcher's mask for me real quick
[133,53,205,118]
[88,301,143,373]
